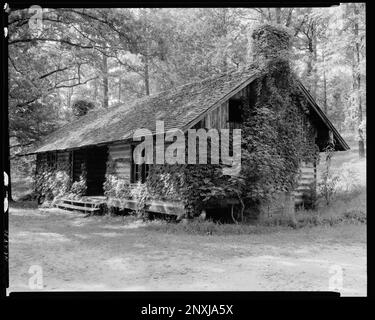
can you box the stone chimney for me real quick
[251,24,292,69]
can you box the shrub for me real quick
[130,182,149,216]
[35,168,70,202]
[103,174,133,212]
[69,175,87,198]
[72,99,95,117]
[66,163,87,199]
[103,174,131,198]
[317,171,340,206]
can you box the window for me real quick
[47,152,57,170]
[228,100,243,127]
[131,146,150,183]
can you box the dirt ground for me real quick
[8,205,366,296]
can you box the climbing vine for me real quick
[237,24,320,208]
[118,64,320,219]
[35,164,71,203]
[136,162,242,218]
[240,70,319,206]
[68,163,87,198]
[101,24,321,220]
[35,156,88,203]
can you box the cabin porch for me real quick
[54,195,187,217]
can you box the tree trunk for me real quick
[322,49,328,114]
[306,38,314,95]
[118,76,122,102]
[358,129,365,157]
[144,54,150,96]
[275,8,281,24]
[311,32,318,99]
[102,54,109,108]
[93,77,98,102]
[306,34,318,99]
[285,9,293,27]
[353,4,365,158]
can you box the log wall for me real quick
[57,151,70,170]
[36,153,47,174]
[72,149,86,181]
[294,161,317,206]
[107,143,132,181]
[36,151,70,173]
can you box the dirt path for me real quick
[8,206,366,296]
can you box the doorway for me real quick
[86,146,108,195]
[72,146,108,196]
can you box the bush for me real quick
[35,169,70,202]
[72,99,95,117]
[103,174,131,199]
[103,174,135,212]
[317,171,340,206]
[130,182,149,216]
[69,175,87,198]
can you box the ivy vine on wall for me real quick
[35,156,88,203]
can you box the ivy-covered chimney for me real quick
[251,24,292,70]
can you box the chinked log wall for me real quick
[258,161,317,219]
[36,150,70,173]
[38,146,316,209]
[107,143,132,181]
[294,161,317,205]
[72,149,85,181]
[57,151,70,169]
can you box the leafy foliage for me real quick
[35,165,70,202]
[239,25,320,207]
[101,24,322,220]
[72,100,95,117]
[35,159,87,202]
[69,179,87,198]
[103,174,131,199]
[130,182,149,216]
[9,6,365,158]
[318,171,340,206]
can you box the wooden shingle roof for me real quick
[25,64,348,155]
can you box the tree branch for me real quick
[54,75,98,89]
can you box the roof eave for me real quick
[297,80,350,151]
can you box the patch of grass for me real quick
[143,187,366,235]
[296,187,366,227]
[10,200,38,209]
[11,177,34,201]
[144,219,292,236]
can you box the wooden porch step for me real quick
[56,202,100,213]
[54,197,106,214]
[147,200,185,216]
[107,197,186,216]
[57,198,103,207]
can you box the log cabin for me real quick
[22,25,349,220]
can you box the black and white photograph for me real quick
[3,3,367,298]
